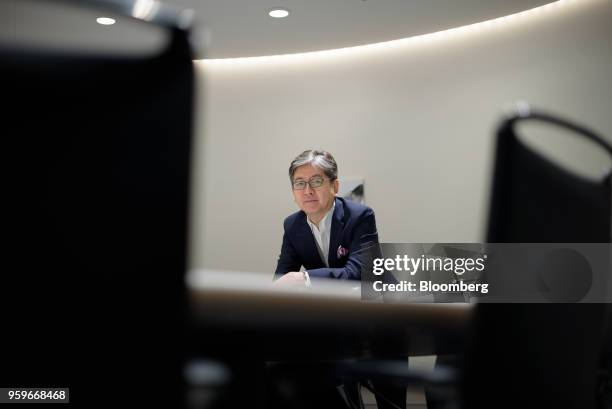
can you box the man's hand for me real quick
[273,271,307,287]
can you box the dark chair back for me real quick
[462,110,612,409]
[487,111,612,243]
[1,2,194,406]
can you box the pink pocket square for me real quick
[337,245,349,258]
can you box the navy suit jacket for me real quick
[274,197,381,281]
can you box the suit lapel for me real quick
[297,213,325,267]
[328,198,346,267]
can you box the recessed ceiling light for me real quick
[96,17,116,25]
[269,8,289,18]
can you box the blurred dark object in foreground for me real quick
[470,107,612,409]
[1,1,194,406]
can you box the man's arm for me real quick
[306,209,380,280]
[274,223,302,281]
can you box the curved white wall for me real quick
[190,0,612,273]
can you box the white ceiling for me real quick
[0,0,555,59]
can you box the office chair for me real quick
[486,108,612,243]
[463,107,612,409]
[339,107,612,409]
[2,0,194,406]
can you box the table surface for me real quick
[186,269,474,360]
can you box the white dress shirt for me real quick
[306,201,335,268]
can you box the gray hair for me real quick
[289,150,338,182]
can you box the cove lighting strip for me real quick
[196,0,582,66]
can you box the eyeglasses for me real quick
[292,176,327,190]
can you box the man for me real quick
[274,149,379,285]
[272,150,405,409]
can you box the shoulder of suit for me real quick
[337,197,374,219]
[283,210,304,231]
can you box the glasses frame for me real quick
[292,176,328,191]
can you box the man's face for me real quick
[292,164,339,219]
